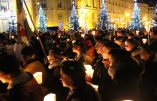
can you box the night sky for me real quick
[141,0,156,6]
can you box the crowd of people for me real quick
[0,27,157,101]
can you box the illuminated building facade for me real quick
[0,0,155,32]
[31,0,156,30]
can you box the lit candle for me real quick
[142,38,147,44]
[84,65,94,78]
[44,93,56,101]
[33,72,42,84]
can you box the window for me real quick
[58,0,62,8]
[41,3,46,9]
[93,0,96,8]
[0,0,9,11]
[58,13,62,20]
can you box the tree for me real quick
[97,0,110,30]
[154,4,157,27]
[69,1,79,31]
[129,0,143,30]
[38,6,47,32]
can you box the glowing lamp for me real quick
[33,72,42,84]
[122,100,133,101]
[44,93,56,101]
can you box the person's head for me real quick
[21,46,36,63]
[95,39,109,54]
[125,39,139,52]
[108,49,131,79]
[151,27,157,39]
[140,45,152,61]
[0,54,20,83]
[60,61,86,90]
[114,37,124,49]
[72,41,83,55]
[102,41,120,60]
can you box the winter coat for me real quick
[92,56,112,101]
[0,72,47,101]
[139,60,157,101]
[66,84,100,101]
[111,60,140,101]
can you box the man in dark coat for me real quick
[0,53,47,101]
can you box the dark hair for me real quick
[61,60,86,88]
[0,54,20,76]
[151,27,157,35]
[125,38,139,47]
[109,49,131,62]
[21,46,35,56]
[104,41,121,50]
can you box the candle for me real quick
[92,31,96,36]
[33,72,42,84]
[142,38,147,44]
[84,65,94,78]
[44,93,56,101]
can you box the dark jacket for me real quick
[66,84,100,101]
[139,60,157,101]
[92,56,112,101]
[111,60,140,101]
[7,72,46,101]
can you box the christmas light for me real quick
[97,0,110,30]
[38,6,47,32]
[129,0,143,30]
[69,1,79,31]
[154,4,157,27]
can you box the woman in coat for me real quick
[60,60,101,101]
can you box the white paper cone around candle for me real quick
[122,100,134,101]
[84,65,94,78]
[44,93,56,101]
[33,72,42,84]
[142,38,147,44]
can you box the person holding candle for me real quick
[108,49,141,101]
[0,53,47,101]
[60,60,100,101]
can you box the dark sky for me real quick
[142,0,156,6]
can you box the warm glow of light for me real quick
[44,93,56,101]
[125,12,130,17]
[33,72,42,84]
[143,16,147,21]
[122,100,133,101]
[84,65,94,78]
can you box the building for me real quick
[0,0,155,32]
[37,0,153,30]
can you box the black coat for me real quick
[92,56,112,101]
[139,60,157,101]
[66,84,100,101]
[1,73,47,101]
[111,60,140,101]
